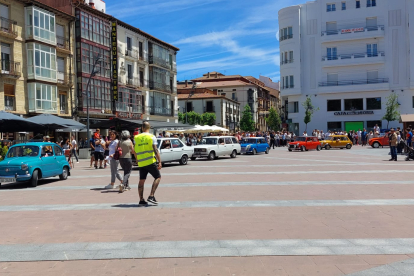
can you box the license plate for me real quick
[0,178,16,183]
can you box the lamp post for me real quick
[84,54,103,148]
[185,83,196,124]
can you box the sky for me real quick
[106,0,304,82]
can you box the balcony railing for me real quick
[126,77,139,88]
[139,78,148,88]
[116,102,143,113]
[57,72,73,86]
[319,78,389,87]
[322,25,384,36]
[125,49,138,59]
[0,60,21,77]
[149,55,172,70]
[322,51,385,61]
[138,53,148,62]
[281,59,294,65]
[0,17,17,37]
[280,34,293,41]
[149,80,172,93]
[204,106,215,113]
[148,106,173,116]
[172,63,177,72]
[56,35,70,51]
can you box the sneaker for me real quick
[99,166,104,169]
[139,199,148,206]
[147,196,158,205]
[118,184,124,193]
[104,184,114,189]
[94,166,98,169]
[77,162,79,164]
[126,185,131,191]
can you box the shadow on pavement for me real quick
[112,204,156,208]
[0,178,61,190]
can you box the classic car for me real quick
[320,135,353,150]
[192,136,241,160]
[369,133,389,148]
[241,137,270,155]
[288,136,321,151]
[158,138,194,165]
[0,142,70,187]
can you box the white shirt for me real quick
[71,139,77,148]
[108,139,119,160]
[303,133,308,136]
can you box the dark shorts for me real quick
[90,150,95,157]
[94,151,104,161]
[139,163,161,180]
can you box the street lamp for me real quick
[84,54,103,148]
[185,83,196,124]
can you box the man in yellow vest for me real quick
[134,121,162,205]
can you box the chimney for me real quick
[207,72,210,78]
[215,72,218,78]
[185,80,188,87]
[89,0,95,9]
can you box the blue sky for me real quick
[106,0,304,82]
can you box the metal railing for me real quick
[319,78,389,87]
[322,51,385,61]
[57,72,73,85]
[0,17,17,36]
[204,106,215,113]
[149,55,171,70]
[138,53,148,62]
[280,34,293,41]
[322,25,384,36]
[125,49,138,59]
[149,80,172,93]
[116,102,143,113]
[148,106,172,116]
[56,35,70,51]
[139,78,148,88]
[0,60,21,76]
[126,77,139,87]
[281,59,294,65]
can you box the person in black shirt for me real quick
[270,131,275,149]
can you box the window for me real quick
[232,89,236,91]
[148,42,170,68]
[27,43,56,81]
[367,120,381,129]
[327,99,341,111]
[79,77,111,110]
[186,101,192,112]
[367,44,378,57]
[366,97,381,110]
[327,47,337,60]
[328,122,342,131]
[413,96,414,108]
[4,84,14,111]
[289,51,293,62]
[344,98,363,111]
[76,10,110,47]
[206,101,214,112]
[79,42,111,78]
[54,146,63,156]
[327,3,336,11]
[280,26,293,41]
[59,92,67,114]
[139,41,143,59]
[126,37,132,50]
[342,2,346,10]
[28,83,57,113]
[289,76,294,88]
[285,76,289,89]
[367,0,376,7]
[225,138,233,144]
[26,6,55,44]
[171,139,183,148]
[356,0,361,8]
[116,87,143,113]
[293,101,299,113]
[232,93,236,100]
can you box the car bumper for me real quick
[0,174,32,183]
[192,153,208,158]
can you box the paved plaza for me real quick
[1,147,414,275]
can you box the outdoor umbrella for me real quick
[0,110,46,132]
[27,114,85,130]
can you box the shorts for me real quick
[90,150,95,157]
[139,163,161,180]
[94,151,104,161]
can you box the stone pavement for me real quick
[1,146,414,275]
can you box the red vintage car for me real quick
[288,136,321,151]
[369,133,389,148]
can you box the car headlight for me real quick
[21,164,28,171]
[246,145,251,150]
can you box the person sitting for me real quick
[218,138,225,145]
[161,141,171,149]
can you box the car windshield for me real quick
[7,145,39,158]
[200,138,218,145]
[295,137,306,142]
[242,139,257,144]
[325,137,334,141]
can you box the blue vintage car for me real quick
[240,137,270,155]
[0,142,70,187]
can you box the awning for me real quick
[400,114,414,123]
[27,114,86,130]
[0,111,46,132]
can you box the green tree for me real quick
[302,96,319,132]
[382,93,400,128]
[240,104,255,132]
[201,112,216,126]
[265,107,281,131]
[178,112,185,123]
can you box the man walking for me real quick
[135,121,162,205]
[71,135,79,163]
[270,131,275,149]
[389,128,398,161]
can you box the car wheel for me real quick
[190,157,196,161]
[230,150,237,158]
[316,145,321,151]
[30,169,39,187]
[208,151,215,160]
[346,144,352,149]
[59,166,69,180]
[288,148,292,152]
[179,155,188,165]
[252,149,257,155]
[301,146,306,152]
[325,145,331,150]
[372,142,380,148]
[265,148,269,154]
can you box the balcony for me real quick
[281,59,294,65]
[149,55,172,70]
[319,78,389,87]
[116,102,143,114]
[321,25,385,42]
[57,72,74,86]
[125,49,138,60]
[321,52,385,67]
[126,77,139,88]
[318,78,389,94]
[172,63,177,72]
[0,17,17,38]
[138,53,148,63]
[0,60,21,78]
[149,80,172,93]
[148,106,173,117]
[56,36,71,54]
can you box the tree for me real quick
[201,112,216,126]
[265,107,281,131]
[178,112,185,123]
[382,93,400,129]
[302,96,319,132]
[240,104,255,132]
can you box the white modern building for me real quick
[279,0,412,134]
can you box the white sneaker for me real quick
[76,162,79,163]
[104,184,115,189]
[118,184,124,193]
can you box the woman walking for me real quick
[105,131,123,189]
[118,130,135,193]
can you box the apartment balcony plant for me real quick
[57,72,74,87]
[0,60,21,79]
[0,17,17,39]
[56,36,71,54]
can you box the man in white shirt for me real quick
[71,135,79,163]
[373,124,380,134]
[303,131,308,137]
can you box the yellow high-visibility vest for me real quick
[134,133,156,167]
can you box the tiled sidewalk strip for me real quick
[3,199,414,211]
[3,239,414,262]
[346,257,414,275]
[3,181,414,192]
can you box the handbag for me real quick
[113,147,122,160]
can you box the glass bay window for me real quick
[28,83,57,113]
[26,6,56,45]
[27,43,57,82]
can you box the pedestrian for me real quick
[105,130,123,190]
[406,128,413,148]
[134,121,162,205]
[71,135,79,163]
[270,131,275,149]
[89,135,95,168]
[373,124,380,134]
[118,130,135,192]
[94,135,105,169]
[397,130,403,155]
[389,128,398,161]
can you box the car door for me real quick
[53,145,65,174]
[225,137,234,155]
[260,138,267,152]
[171,139,185,160]
[217,137,228,156]
[256,138,263,152]
[40,146,57,177]
[159,139,174,163]
[332,136,341,148]
[231,137,241,153]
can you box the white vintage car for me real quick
[157,138,194,165]
[191,136,241,160]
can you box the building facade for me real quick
[279,0,411,134]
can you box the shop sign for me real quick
[341,27,364,33]
[111,21,118,101]
[116,112,143,120]
[334,111,374,116]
